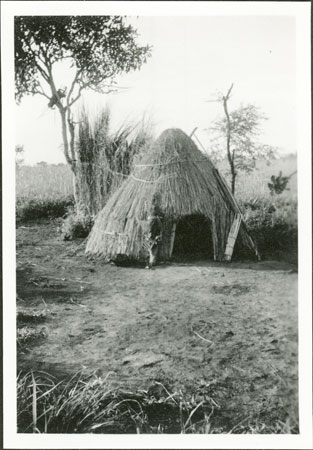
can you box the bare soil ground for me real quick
[16,219,298,431]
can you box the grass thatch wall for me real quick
[86,129,258,262]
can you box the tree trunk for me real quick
[60,109,73,168]
[59,109,85,212]
[66,110,87,214]
[222,84,236,194]
[230,168,236,194]
[48,74,86,215]
[67,109,76,163]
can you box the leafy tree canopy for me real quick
[15,15,152,179]
[15,16,152,104]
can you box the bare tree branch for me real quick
[24,36,50,82]
[222,84,236,193]
[68,83,86,107]
[66,69,82,108]
[45,64,66,112]
[37,81,50,99]
[224,83,234,101]
[34,89,50,100]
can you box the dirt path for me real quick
[16,219,298,429]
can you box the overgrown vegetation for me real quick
[229,200,298,263]
[17,371,298,434]
[16,197,74,222]
[243,196,297,261]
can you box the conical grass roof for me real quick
[86,128,258,261]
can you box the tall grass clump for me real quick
[75,107,154,217]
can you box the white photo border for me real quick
[2,1,312,449]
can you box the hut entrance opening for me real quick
[172,215,213,259]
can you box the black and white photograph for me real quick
[2,1,312,448]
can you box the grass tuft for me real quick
[17,327,46,348]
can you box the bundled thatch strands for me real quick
[86,128,260,262]
[75,107,153,216]
[75,108,109,216]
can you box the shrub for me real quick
[61,210,94,240]
[16,196,74,222]
[241,196,298,261]
[268,171,291,195]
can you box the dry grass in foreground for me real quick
[17,371,298,434]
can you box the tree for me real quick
[15,16,151,203]
[15,144,24,169]
[207,84,277,194]
[268,170,297,195]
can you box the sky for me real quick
[15,15,296,165]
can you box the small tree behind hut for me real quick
[268,170,297,196]
[207,84,277,194]
[15,16,151,210]
[15,144,25,170]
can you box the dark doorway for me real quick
[172,215,213,259]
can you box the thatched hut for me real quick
[86,128,260,262]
